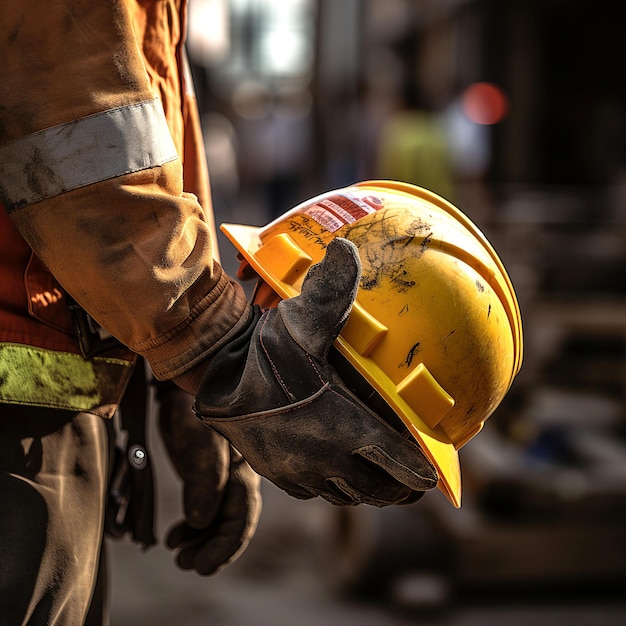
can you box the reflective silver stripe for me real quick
[0,98,178,211]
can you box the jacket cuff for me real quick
[139,265,252,382]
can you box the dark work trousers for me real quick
[0,404,110,626]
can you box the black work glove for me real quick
[157,385,262,575]
[195,238,438,507]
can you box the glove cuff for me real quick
[171,303,258,395]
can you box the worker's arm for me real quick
[0,0,248,386]
[0,0,438,507]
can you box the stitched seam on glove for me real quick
[304,352,326,386]
[258,312,328,400]
[258,313,291,398]
[199,384,331,422]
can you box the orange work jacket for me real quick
[0,0,248,414]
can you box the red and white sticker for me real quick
[304,193,384,232]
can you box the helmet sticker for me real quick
[304,193,384,232]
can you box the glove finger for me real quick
[168,521,227,572]
[293,481,364,506]
[166,520,202,551]
[280,238,361,357]
[165,522,208,571]
[397,490,426,505]
[355,443,438,493]
[326,475,413,507]
[191,457,262,576]
[183,478,225,530]
[177,427,230,529]
[272,480,318,501]
[318,487,358,507]
[158,388,231,528]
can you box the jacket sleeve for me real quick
[0,0,249,385]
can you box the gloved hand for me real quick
[195,238,438,507]
[157,384,262,575]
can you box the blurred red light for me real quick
[462,82,509,125]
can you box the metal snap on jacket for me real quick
[128,444,148,470]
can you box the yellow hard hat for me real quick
[221,180,523,507]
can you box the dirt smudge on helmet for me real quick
[403,342,421,368]
[341,208,431,293]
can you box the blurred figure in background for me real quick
[376,81,456,202]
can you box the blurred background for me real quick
[108,0,625,623]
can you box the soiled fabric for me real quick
[0,405,109,626]
[0,1,248,388]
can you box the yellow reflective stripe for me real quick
[0,343,133,415]
[0,99,178,211]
